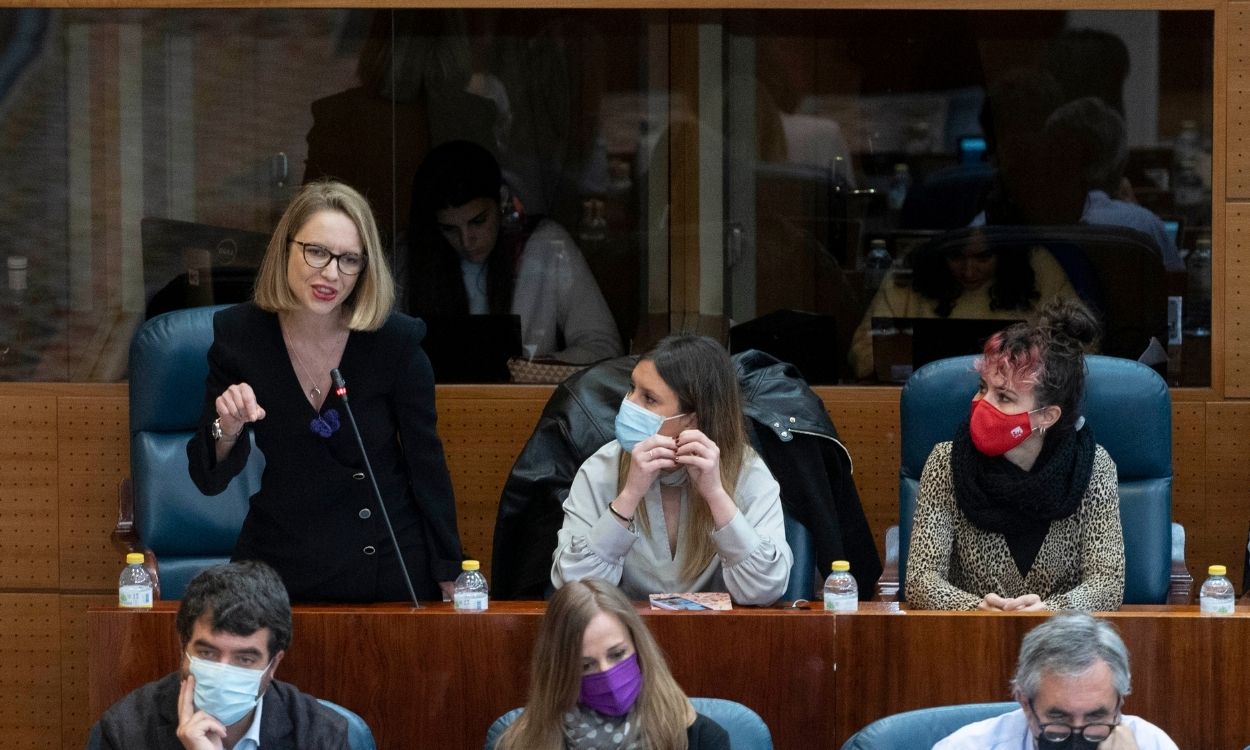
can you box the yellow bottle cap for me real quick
[1208,565,1227,576]
[831,560,850,572]
[462,560,480,571]
[125,553,145,565]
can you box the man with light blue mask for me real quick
[95,560,349,749]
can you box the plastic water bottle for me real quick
[1199,564,1235,615]
[863,239,893,296]
[887,163,911,212]
[453,559,489,611]
[118,553,154,609]
[823,560,858,612]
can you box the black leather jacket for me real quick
[491,350,882,599]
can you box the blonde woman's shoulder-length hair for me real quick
[495,579,695,750]
[253,180,395,331]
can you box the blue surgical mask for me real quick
[187,653,272,725]
[614,398,686,451]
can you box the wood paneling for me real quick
[0,594,62,749]
[61,595,113,750]
[90,603,1250,750]
[1228,204,1250,394]
[1230,3,1250,199]
[90,602,836,750]
[0,396,59,590]
[58,397,129,592]
[436,386,552,578]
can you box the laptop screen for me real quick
[420,314,522,383]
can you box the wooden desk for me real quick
[88,601,836,750]
[89,602,1250,749]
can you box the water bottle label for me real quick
[824,592,858,612]
[1200,597,1233,615]
[453,591,489,611]
[119,585,153,608]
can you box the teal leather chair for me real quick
[880,354,1190,604]
[485,697,772,749]
[118,305,262,599]
[839,701,1017,749]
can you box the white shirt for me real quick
[551,441,793,606]
[933,707,1178,750]
[234,694,265,750]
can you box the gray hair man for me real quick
[935,612,1177,749]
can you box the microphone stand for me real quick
[331,368,422,609]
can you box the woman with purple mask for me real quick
[493,578,729,750]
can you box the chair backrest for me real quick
[129,305,263,598]
[838,701,1018,749]
[898,355,1172,604]
[484,698,772,750]
[318,699,377,750]
[781,514,815,601]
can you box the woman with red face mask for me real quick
[905,298,1125,611]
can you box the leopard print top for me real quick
[905,441,1125,611]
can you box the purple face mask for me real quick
[579,653,644,717]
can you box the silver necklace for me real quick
[282,327,344,406]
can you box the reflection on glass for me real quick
[723,10,1213,386]
[0,8,656,383]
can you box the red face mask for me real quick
[969,397,1040,456]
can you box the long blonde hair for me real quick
[253,180,394,330]
[618,334,748,581]
[495,579,695,750]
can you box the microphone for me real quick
[331,368,422,609]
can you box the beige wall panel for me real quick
[1227,204,1250,394]
[0,397,59,590]
[0,593,60,748]
[1203,402,1250,593]
[1231,3,1250,199]
[1173,403,1210,588]
[61,594,114,749]
[437,389,550,579]
[822,390,901,558]
[58,397,129,592]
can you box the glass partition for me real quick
[0,9,1214,386]
[721,9,1213,386]
[0,8,663,382]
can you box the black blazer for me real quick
[187,303,462,601]
[97,672,348,750]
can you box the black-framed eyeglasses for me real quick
[291,239,367,276]
[1028,699,1121,743]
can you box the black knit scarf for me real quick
[951,421,1096,537]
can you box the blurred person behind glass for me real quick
[408,139,621,365]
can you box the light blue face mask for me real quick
[187,653,273,726]
[614,397,687,451]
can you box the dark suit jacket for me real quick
[187,303,462,601]
[97,672,348,750]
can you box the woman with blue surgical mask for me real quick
[493,578,730,750]
[551,334,792,606]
